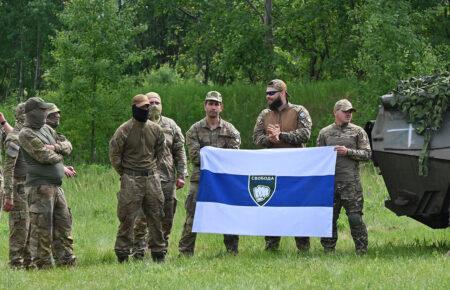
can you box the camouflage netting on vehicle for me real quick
[393,71,450,176]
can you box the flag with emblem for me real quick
[192,146,336,237]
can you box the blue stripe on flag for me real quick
[197,170,334,207]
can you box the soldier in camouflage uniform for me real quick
[317,99,371,254]
[46,104,77,178]
[179,91,241,256]
[18,97,76,269]
[45,103,78,263]
[3,103,31,268]
[0,112,14,211]
[109,94,167,263]
[132,92,187,258]
[253,79,312,252]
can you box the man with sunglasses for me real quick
[132,92,187,259]
[253,79,312,252]
[109,94,167,263]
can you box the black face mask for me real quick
[132,105,149,122]
[269,97,283,111]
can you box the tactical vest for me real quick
[263,107,300,148]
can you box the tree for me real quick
[49,0,145,162]
[351,0,446,92]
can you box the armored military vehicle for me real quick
[366,93,449,228]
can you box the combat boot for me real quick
[132,251,145,261]
[323,247,335,254]
[151,251,165,263]
[226,246,238,256]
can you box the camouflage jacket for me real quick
[253,103,312,148]
[18,124,71,186]
[3,129,27,199]
[317,122,371,182]
[186,117,240,182]
[109,118,165,175]
[154,116,187,182]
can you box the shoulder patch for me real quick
[6,142,20,157]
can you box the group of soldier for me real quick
[0,78,372,269]
[0,98,76,269]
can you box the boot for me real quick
[151,251,165,263]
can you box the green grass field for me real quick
[0,164,449,289]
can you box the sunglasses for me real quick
[266,91,280,96]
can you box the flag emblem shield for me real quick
[248,175,277,206]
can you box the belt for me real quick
[122,168,152,177]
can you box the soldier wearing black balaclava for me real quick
[18,97,76,269]
[132,92,187,258]
[109,94,167,263]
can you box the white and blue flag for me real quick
[192,146,336,237]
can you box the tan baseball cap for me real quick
[267,79,290,97]
[205,91,222,103]
[132,94,150,106]
[47,103,60,115]
[334,99,356,112]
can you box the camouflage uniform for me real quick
[19,119,75,269]
[133,116,187,254]
[317,122,371,253]
[4,103,31,268]
[109,118,167,262]
[179,117,241,255]
[253,102,312,251]
[0,127,7,206]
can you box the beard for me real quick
[268,97,283,111]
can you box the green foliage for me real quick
[0,165,448,289]
[144,64,181,85]
[351,0,448,93]
[48,0,146,162]
[394,72,450,176]
[0,79,378,164]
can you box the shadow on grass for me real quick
[369,239,449,259]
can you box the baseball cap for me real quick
[24,97,52,113]
[205,91,222,103]
[267,79,290,97]
[334,99,356,112]
[47,103,60,115]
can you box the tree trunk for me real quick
[34,25,41,92]
[309,54,318,81]
[203,54,210,85]
[264,0,274,78]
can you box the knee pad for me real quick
[348,213,363,226]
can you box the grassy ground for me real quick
[0,164,448,289]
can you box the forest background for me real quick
[0,0,449,162]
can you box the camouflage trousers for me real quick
[320,181,368,253]
[115,172,166,260]
[178,182,239,254]
[8,176,31,268]
[133,180,177,254]
[264,236,311,251]
[28,185,75,269]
